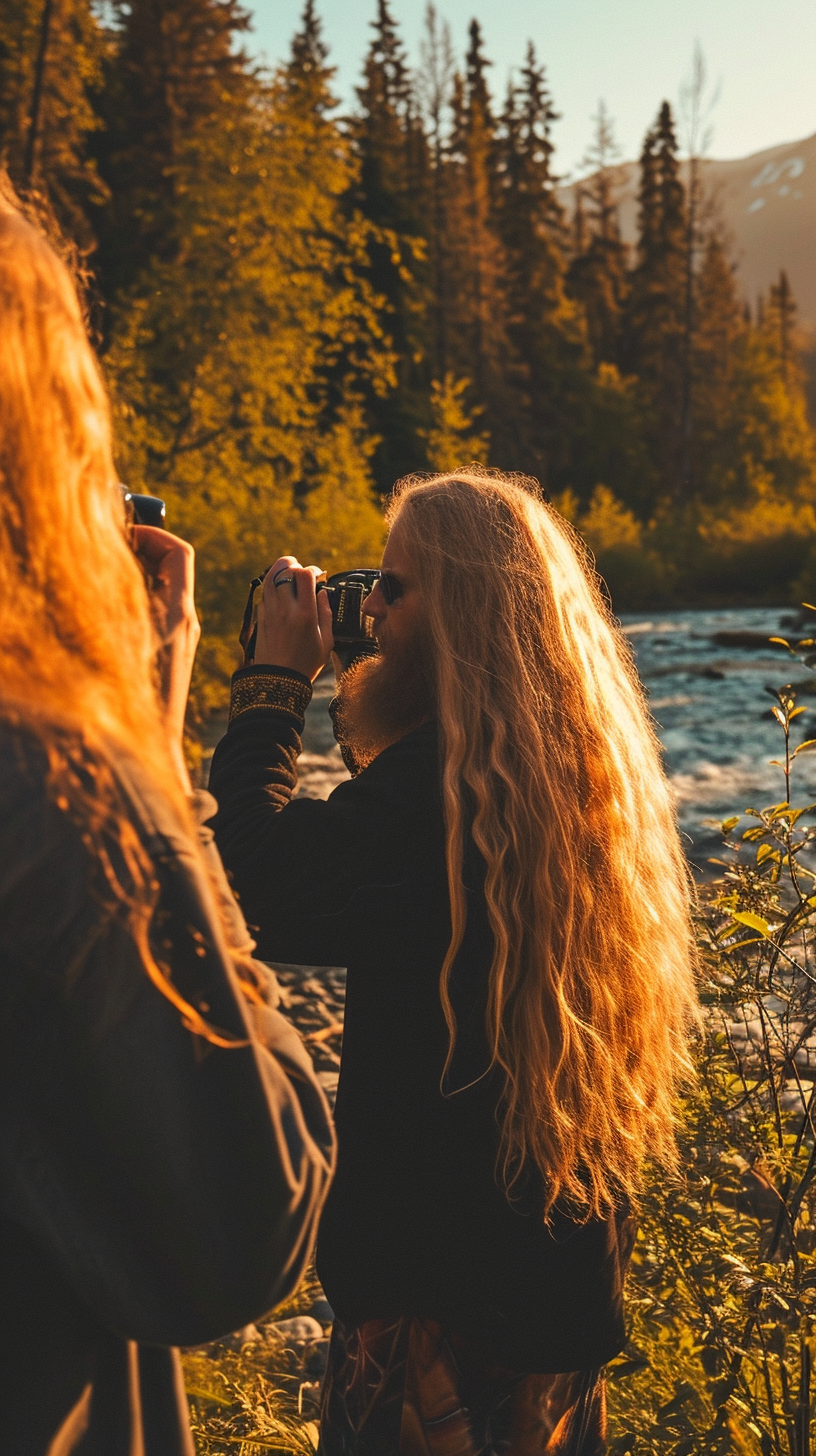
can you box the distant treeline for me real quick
[2,0,816,696]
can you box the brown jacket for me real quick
[0,720,335,1454]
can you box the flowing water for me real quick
[620,606,816,868]
[298,607,816,871]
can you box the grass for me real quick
[183,1265,328,1455]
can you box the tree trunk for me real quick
[23,0,55,185]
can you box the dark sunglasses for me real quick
[376,570,404,606]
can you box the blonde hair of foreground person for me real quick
[389,470,699,1219]
[0,187,255,1046]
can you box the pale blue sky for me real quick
[245,0,816,175]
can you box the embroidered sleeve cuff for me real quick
[228,665,313,726]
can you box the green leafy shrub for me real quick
[609,618,816,1454]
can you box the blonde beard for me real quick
[333,637,435,770]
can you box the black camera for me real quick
[240,567,381,672]
[122,487,167,528]
[320,570,380,650]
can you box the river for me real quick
[620,606,816,868]
[297,606,816,871]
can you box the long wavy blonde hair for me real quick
[390,470,698,1218]
[0,184,257,1044]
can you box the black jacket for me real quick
[210,703,633,1374]
[0,721,334,1454]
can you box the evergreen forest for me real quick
[2,0,816,705]
[7,6,816,1450]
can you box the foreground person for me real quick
[0,195,334,1453]
[209,470,698,1455]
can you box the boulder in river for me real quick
[710,631,791,649]
[266,1315,324,1345]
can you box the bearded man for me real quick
[209,470,697,1456]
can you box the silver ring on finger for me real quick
[273,569,295,587]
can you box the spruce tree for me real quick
[93,0,254,299]
[653,100,691,497]
[354,0,416,233]
[351,0,431,488]
[689,233,745,503]
[440,21,514,459]
[767,270,798,390]
[566,102,628,368]
[287,0,331,108]
[0,0,108,249]
[494,42,593,481]
[624,102,687,498]
[654,103,686,271]
[497,41,561,308]
[624,121,658,363]
[462,17,499,389]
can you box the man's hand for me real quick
[255,557,334,682]
[132,525,201,786]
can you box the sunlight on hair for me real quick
[389,466,699,1220]
[0,186,257,1047]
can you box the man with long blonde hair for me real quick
[210,468,698,1454]
[0,188,333,1453]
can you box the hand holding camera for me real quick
[242,564,380,679]
[253,556,335,682]
[122,492,200,785]
[133,524,200,786]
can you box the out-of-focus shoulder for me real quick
[0,717,112,862]
[0,717,51,812]
[0,717,90,928]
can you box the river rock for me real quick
[308,1298,335,1325]
[267,1315,324,1344]
[221,1323,263,1349]
[710,630,791,649]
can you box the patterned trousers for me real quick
[318,1315,607,1456]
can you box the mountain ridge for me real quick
[558,131,816,329]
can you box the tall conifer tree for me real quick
[354,0,416,234]
[624,101,687,497]
[462,17,499,391]
[287,0,332,112]
[496,42,576,473]
[766,270,798,390]
[94,0,253,299]
[654,103,686,270]
[689,233,745,503]
[498,43,561,309]
[351,0,431,488]
[441,21,513,457]
[566,102,628,368]
[0,0,108,248]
